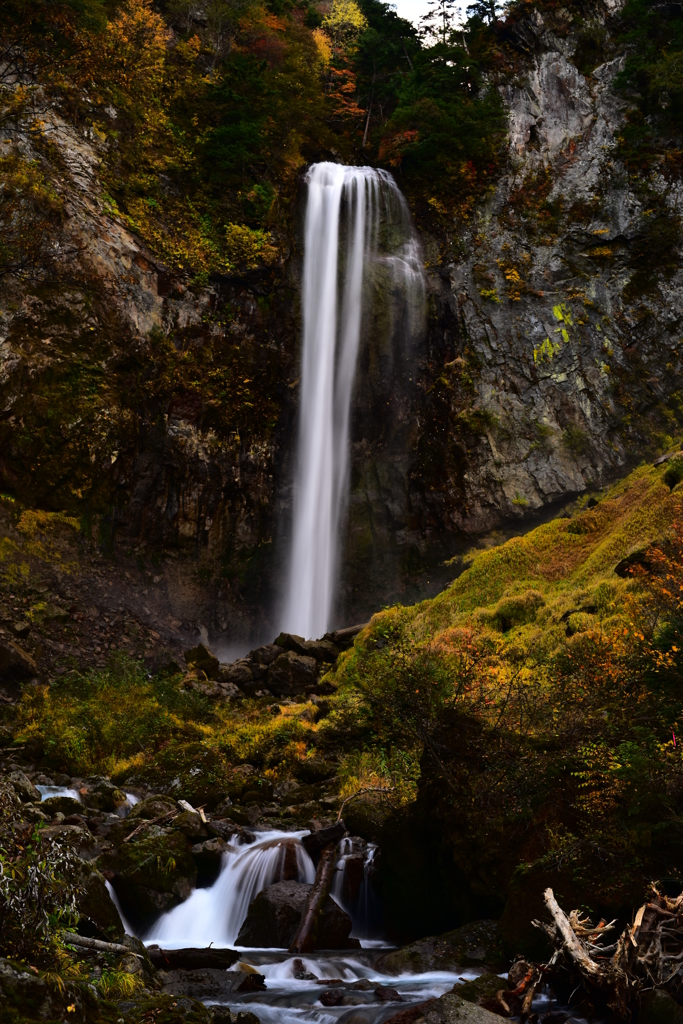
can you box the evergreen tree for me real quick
[420,0,458,44]
[466,0,502,24]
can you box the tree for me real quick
[466,0,502,24]
[420,0,458,45]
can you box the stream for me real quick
[103,826,589,1023]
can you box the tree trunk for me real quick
[289,842,338,954]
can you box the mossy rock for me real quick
[343,798,390,843]
[128,795,177,821]
[457,973,505,1007]
[75,861,124,942]
[82,776,128,813]
[378,920,505,974]
[41,795,86,816]
[640,990,683,1024]
[118,743,229,809]
[100,825,196,931]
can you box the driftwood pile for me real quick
[524,885,683,1020]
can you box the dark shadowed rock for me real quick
[220,660,253,685]
[301,820,346,857]
[405,990,502,1024]
[9,769,40,803]
[251,643,282,665]
[161,968,265,998]
[128,794,178,820]
[184,643,220,679]
[377,920,505,974]
[100,825,196,930]
[81,775,127,813]
[191,836,227,887]
[76,861,125,941]
[267,650,318,696]
[236,879,358,949]
[0,641,37,682]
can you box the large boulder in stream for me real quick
[377,920,505,974]
[100,825,196,930]
[236,879,359,949]
[392,989,505,1024]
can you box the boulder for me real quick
[75,861,125,941]
[100,825,197,930]
[267,650,318,697]
[184,643,220,679]
[274,632,306,651]
[409,990,504,1024]
[206,818,255,844]
[640,990,683,1024]
[456,974,507,1011]
[41,795,85,817]
[0,959,56,1020]
[173,809,208,838]
[128,795,177,820]
[0,641,37,681]
[235,879,358,949]
[191,837,227,887]
[161,968,265,998]
[250,644,282,665]
[219,660,253,685]
[9,769,40,803]
[301,820,346,857]
[81,776,128,813]
[377,920,505,975]
[274,633,339,662]
[217,681,245,701]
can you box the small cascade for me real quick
[144,829,315,948]
[331,838,382,941]
[282,162,424,640]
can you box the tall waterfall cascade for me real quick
[282,162,425,640]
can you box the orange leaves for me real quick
[378,128,419,167]
[327,65,363,121]
[105,0,170,96]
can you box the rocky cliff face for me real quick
[2,0,681,642]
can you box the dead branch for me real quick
[531,885,683,1020]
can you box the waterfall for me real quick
[282,162,424,640]
[143,830,315,948]
[331,838,382,940]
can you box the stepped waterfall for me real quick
[281,162,425,640]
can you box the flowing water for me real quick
[281,162,424,640]
[144,830,316,948]
[36,784,140,817]
[105,827,585,1023]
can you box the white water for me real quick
[331,839,382,942]
[282,162,424,640]
[144,829,315,948]
[36,785,139,817]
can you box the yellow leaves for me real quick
[16,510,80,539]
[322,0,368,48]
[106,0,170,96]
[312,28,332,68]
[224,223,279,270]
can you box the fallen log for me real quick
[288,842,338,954]
[62,932,130,955]
[146,946,241,971]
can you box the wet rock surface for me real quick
[236,879,358,949]
[378,921,505,975]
